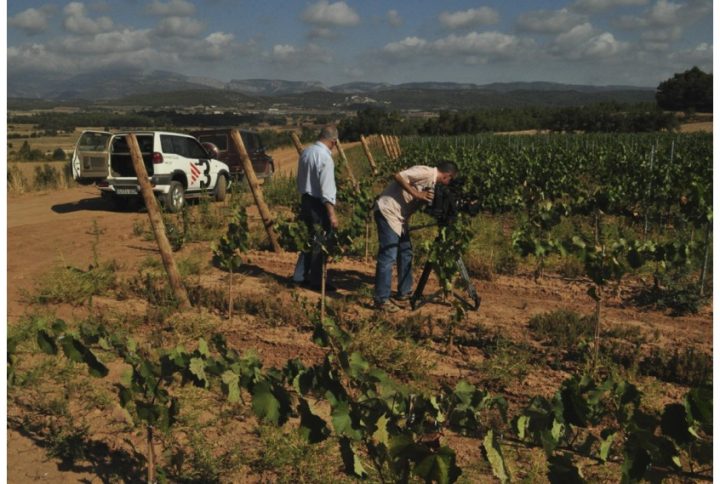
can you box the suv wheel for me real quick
[164,181,185,213]
[214,175,227,202]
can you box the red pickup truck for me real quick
[191,129,275,180]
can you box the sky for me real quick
[5,0,715,88]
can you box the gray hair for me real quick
[318,125,339,142]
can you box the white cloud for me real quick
[270,43,332,64]
[516,9,587,34]
[61,29,151,54]
[383,31,531,63]
[572,0,648,13]
[668,42,713,65]
[613,0,711,30]
[182,32,241,60]
[8,43,74,72]
[146,0,196,17]
[641,26,682,42]
[63,2,114,35]
[434,32,526,58]
[551,23,628,59]
[9,7,52,35]
[154,16,206,38]
[387,10,402,27]
[383,36,427,55]
[439,7,499,29]
[308,27,337,39]
[302,1,360,27]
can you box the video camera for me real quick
[426,176,480,226]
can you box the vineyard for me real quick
[7,132,713,483]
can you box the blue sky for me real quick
[6,0,713,87]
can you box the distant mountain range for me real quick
[7,68,656,110]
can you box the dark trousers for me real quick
[292,194,333,286]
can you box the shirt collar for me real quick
[315,140,332,155]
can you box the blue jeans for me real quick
[292,194,333,286]
[374,210,413,304]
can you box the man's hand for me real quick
[325,202,339,229]
[413,188,433,203]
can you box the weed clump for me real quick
[347,321,436,383]
[527,309,595,349]
[33,262,118,306]
[639,347,712,386]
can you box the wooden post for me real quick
[127,134,191,310]
[229,129,282,253]
[392,136,402,158]
[290,132,304,155]
[359,135,378,175]
[335,140,359,191]
[379,134,392,159]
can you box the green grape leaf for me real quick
[221,370,241,403]
[298,399,329,444]
[547,453,584,484]
[189,357,209,388]
[339,437,368,478]
[36,330,58,355]
[252,381,281,425]
[483,430,509,483]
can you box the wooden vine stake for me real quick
[127,133,191,310]
[290,131,304,155]
[379,134,392,159]
[230,129,282,253]
[359,135,378,175]
[392,136,402,158]
[335,140,359,191]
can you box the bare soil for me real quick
[6,144,712,481]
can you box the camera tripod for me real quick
[408,232,481,311]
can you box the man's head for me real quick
[436,160,458,186]
[318,125,339,149]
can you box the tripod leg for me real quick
[410,261,434,310]
[456,258,481,311]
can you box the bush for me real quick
[528,309,595,348]
[262,174,299,208]
[639,347,712,386]
[7,165,28,194]
[631,271,709,316]
[34,164,61,190]
[34,262,118,306]
[52,148,67,161]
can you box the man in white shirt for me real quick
[373,161,458,311]
[292,125,339,291]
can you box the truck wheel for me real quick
[214,175,227,202]
[164,181,185,213]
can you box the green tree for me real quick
[52,148,67,161]
[656,66,712,112]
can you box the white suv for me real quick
[72,130,231,212]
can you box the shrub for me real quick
[528,308,595,349]
[52,148,67,161]
[262,174,299,208]
[346,321,435,383]
[7,165,28,194]
[33,262,118,306]
[639,347,712,386]
[34,164,61,190]
[632,275,708,316]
